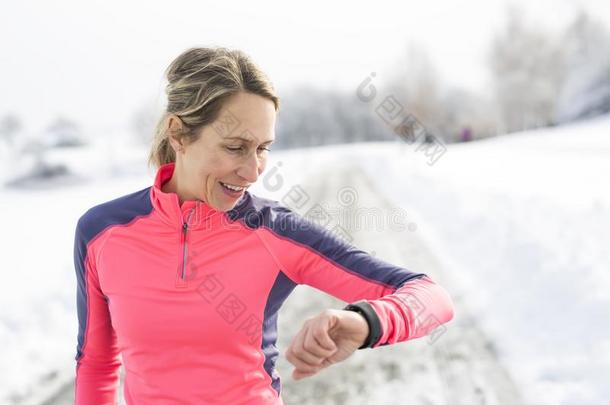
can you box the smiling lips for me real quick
[219,181,247,191]
[219,181,247,198]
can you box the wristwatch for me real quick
[342,300,382,349]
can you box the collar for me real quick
[149,162,250,230]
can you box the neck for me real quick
[162,171,194,206]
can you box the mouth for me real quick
[219,181,247,198]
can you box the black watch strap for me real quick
[342,300,383,349]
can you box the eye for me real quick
[225,146,244,153]
[225,145,272,154]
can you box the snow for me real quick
[1,115,609,404]
[357,114,610,405]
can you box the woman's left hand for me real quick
[285,308,370,380]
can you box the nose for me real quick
[236,152,263,184]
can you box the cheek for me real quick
[200,155,231,183]
[259,157,269,174]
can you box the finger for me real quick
[311,317,338,353]
[296,323,332,367]
[285,326,306,366]
[292,367,319,381]
[305,323,337,363]
[288,323,324,371]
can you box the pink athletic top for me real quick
[73,162,455,404]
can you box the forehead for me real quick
[221,131,274,144]
[209,92,276,144]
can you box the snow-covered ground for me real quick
[0,115,608,404]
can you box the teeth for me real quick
[221,182,244,191]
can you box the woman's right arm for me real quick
[74,217,122,404]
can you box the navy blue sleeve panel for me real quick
[74,186,153,362]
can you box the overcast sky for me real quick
[1,0,609,134]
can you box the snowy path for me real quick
[273,161,527,405]
[41,162,526,405]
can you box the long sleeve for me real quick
[256,207,455,348]
[366,275,455,347]
[74,218,122,404]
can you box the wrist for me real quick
[342,300,383,349]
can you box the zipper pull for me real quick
[181,222,188,243]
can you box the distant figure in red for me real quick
[460,127,473,142]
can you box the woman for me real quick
[73,47,455,404]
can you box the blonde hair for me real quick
[148,46,280,169]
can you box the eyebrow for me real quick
[224,136,274,145]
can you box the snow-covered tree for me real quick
[380,44,446,141]
[42,117,86,148]
[0,114,22,146]
[488,7,566,133]
[556,11,610,122]
[275,85,394,149]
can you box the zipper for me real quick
[181,220,189,280]
[181,208,195,280]
[177,207,196,287]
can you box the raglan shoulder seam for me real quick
[253,227,301,286]
[258,203,401,291]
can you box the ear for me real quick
[167,114,185,153]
